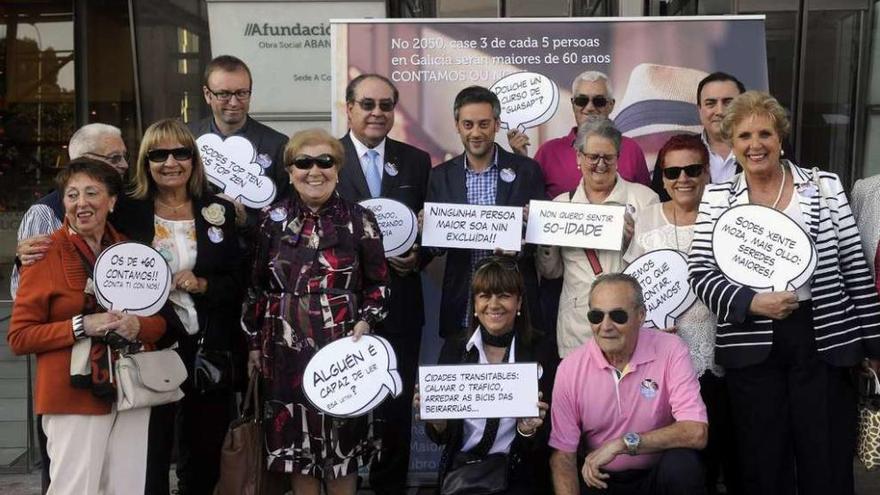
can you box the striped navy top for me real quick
[688,162,880,368]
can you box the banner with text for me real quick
[422,202,523,251]
[418,363,539,420]
[207,1,385,116]
[330,17,767,167]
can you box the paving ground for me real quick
[0,466,878,495]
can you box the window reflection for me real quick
[0,3,76,214]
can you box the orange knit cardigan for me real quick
[8,225,166,415]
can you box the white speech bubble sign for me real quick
[359,198,417,258]
[93,242,172,316]
[712,204,817,292]
[421,202,523,252]
[196,134,277,209]
[418,362,539,420]
[623,249,697,329]
[490,72,560,132]
[525,200,626,251]
[303,335,402,418]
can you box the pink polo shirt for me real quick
[534,127,651,199]
[549,328,707,472]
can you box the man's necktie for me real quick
[365,149,382,198]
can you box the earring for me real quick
[517,310,521,316]
[781,149,785,156]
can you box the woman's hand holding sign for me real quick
[749,291,799,320]
[516,392,548,437]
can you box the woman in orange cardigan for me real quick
[9,158,178,495]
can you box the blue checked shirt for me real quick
[461,147,499,327]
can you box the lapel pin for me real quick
[500,167,516,183]
[384,161,399,177]
[208,226,224,244]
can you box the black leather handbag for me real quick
[440,452,509,495]
[193,324,233,393]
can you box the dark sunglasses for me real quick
[147,147,193,163]
[85,151,129,166]
[662,164,705,180]
[354,98,395,112]
[289,154,336,170]
[475,255,519,273]
[587,308,629,325]
[571,94,609,109]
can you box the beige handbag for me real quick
[857,368,880,471]
[114,349,187,411]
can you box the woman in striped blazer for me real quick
[688,91,880,495]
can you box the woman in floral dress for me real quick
[243,128,389,495]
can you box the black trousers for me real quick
[725,303,858,495]
[369,330,421,495]
[698,373,742,495]
[580,449,706,495]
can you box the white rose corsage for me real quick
[201,203,226,226]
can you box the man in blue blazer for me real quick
[426,86,546,362]
[336,73,431,495]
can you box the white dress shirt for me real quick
[702,131,737,183]
[349,133,387,184]
[460,328,517,456]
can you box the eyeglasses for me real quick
[353,98,396,112]
[662,164,705,180]
[147,148,193,163]
[85,151,128,166]
[587,308,629,325]
[206,88,252,102]
[289,154,336,170]
[580,152,618,166]
[571,94,609,109]
[475,255,519,273]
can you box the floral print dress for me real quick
[242,192,389,478]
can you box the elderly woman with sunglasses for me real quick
[537,118,658,359]
[689,91,880,495]
[111,118,243,495]
[415,256,549,495]
[627,134,741,495]
[242,128,389,495]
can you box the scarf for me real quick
[68,223,120,401]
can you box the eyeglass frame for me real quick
[352,98,396,112]
[571,94,610,109]
[84,151,129,166]
[586,308,630,325]
[205,87,253,102]
[661,163,706,180]
[578,150,619,167]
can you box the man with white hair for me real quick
[9,123,127,494]
[508,71,651,198]
[11,123,128,296]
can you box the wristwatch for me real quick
[623,432,641,455]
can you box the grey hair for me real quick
[571,70,614,100]
[590,273,646,311]
[573,117,622,154]
[68,123,122,159]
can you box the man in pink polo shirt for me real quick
[549,273,708,495]
[508,71,651,198]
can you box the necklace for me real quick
[771,162,786,209]
[155,198,190,211]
